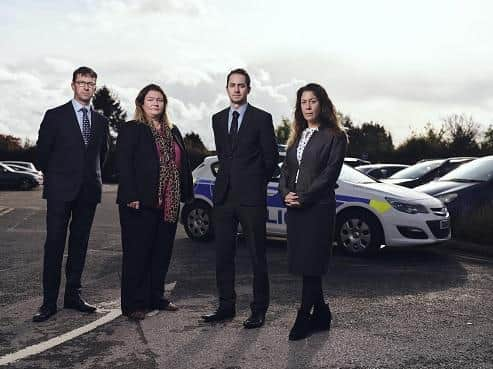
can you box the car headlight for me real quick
[437,193,458,204]
[385,197,429,214]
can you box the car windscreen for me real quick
[389,159,444,179]
[339,164,377,184]
[440,157,493,182]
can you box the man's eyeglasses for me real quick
[74,81,96,88]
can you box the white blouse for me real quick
[295,127,318,183]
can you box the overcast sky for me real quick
[1,0,492,149]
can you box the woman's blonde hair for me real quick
[133,83,173,128]
[287,83,344,147]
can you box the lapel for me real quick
[89,110,101,146]
[299,128,321,164]
[218,108,230,151]
[225,103,250,153]
[64,101,86,149]
[236,103,251,138]
[172,126,186,153]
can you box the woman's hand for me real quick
[284,192,300,207]
[127,201,140,209]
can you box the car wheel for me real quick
[336,209,384,256]
[183,202,213,241]
[18,178,33,191]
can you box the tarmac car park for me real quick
[181,156,451,256]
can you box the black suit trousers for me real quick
[213,190,269,313]
[119,205,177,314]
[43,194,97,306]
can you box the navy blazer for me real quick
[212,104,279,206]
[116,121,194,207]
[36,101,109,203]
[279,127,347,207]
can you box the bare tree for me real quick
[442,114,481,156]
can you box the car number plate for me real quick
[440,219,449,229]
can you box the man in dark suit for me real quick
[202,68,279,328]
[33,66,109,322]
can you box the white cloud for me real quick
[1,0,492,149]
[87,0,207,16]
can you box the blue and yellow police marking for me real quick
[369,199,392,213]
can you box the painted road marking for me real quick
[0,282,177,366]
[0,207,14,216]
[0,309,121,366]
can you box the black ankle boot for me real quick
[311,303,332,332]
[288,310,312,341]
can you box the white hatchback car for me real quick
[181,156,451,255]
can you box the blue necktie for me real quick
[81,107,91,145]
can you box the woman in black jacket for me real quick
[279,83,347,340]
[116,84,193,320]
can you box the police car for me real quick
[181,156,451,255]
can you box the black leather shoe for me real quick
[243,311,266,329]
[289,310,312,341]
[64,296,96,313]
[201,308,235,322]
[33,305,57,322]
[151,298,179,311]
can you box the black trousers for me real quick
[42,195,97,306]
[213,191,269,313]
[119,205,177,315]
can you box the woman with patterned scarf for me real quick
[116,84,194,321]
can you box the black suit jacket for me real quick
[212,104,279,206]
[279,127,347,207]
[116,121,194,207]
[36,101,109,203]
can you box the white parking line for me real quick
[0,309,121,366]
[0,282,177,366]
[0,207,14,216]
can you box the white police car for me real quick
[181,156,451,255]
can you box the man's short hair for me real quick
[72,66,97,82]
[226,68,251,88]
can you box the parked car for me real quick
[1,161,39,173]
[380,157,476,188]
[344,157,371,167]
[414,156,493,225]
[356,164,410,179]
[2,163,43,183]
[0,163,41,190]
[181,156,450,256]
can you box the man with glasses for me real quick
[33,66,109,322]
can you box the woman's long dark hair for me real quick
[287,83,344,147]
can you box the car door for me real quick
[266,165,287,235]
[0,166,17,187]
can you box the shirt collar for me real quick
[229,102,248,117]
[304,126,319,133]
[72,98,91,112]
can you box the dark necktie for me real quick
[229,110,239,149]
[81,107,91,145]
